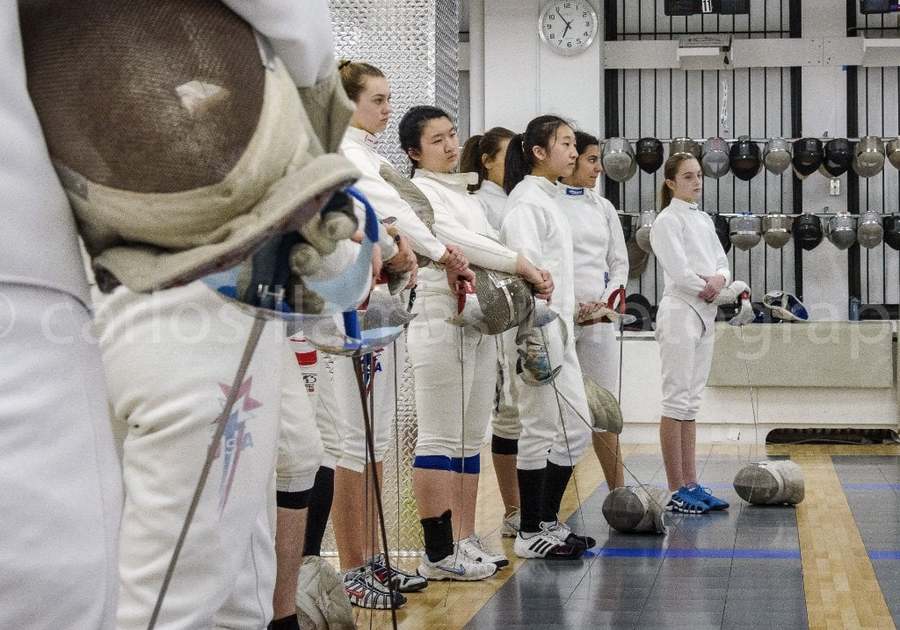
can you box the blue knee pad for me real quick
[413,455,452,471]
[449,453,481,474]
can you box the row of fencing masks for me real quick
[602,138,637,182]
[602,486,670,534]
[733,461,805,505]
[21,0,363,317]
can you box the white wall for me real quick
[470,0,900,438]
[473,0,900,318]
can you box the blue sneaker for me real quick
[667,487,710,514]
[685,484,730,511]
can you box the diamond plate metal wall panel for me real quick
[323,0,458,557]
[330,0,459,173]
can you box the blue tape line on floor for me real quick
[593,547,800,559]
[869,551,900,560]
[842,483,900,491]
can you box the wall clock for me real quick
[538,0,598,56]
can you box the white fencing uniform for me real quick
[477,179,510,233]
[558,185,629,394]
[338,127,449,472]
[650,198,731,421]
[475,180,521,440]
[500,176,591,470]
[409,170,519,460]
[1,5,122,628]
[95,282,321,629]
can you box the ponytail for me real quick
[461,127,517,192]
[460,134,484,191]
[502,115,571,195]
[503,134,529,195]
[658,153,698,211]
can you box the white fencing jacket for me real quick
[476,179,509,233]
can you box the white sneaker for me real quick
[500,509,520,538]
[513,530,583,560]
[458,534,509,568]
[540,520,596,550]
[415,547,498,581]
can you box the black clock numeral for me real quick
[549,33,555,39]
[549,13,555,19]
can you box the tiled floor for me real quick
[352,444,900,630]
[834,455,900,628]
[466,454,807,630]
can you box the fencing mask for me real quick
[627,240,650,279]
[887,138,900,170]
[826,212,858,250]
[884,215,900,250]
[792,138,824,178]
[729,215,762,250]
[583,375,624,434]
[763,138,792,175]
[701,137,731,178]
[20,0,360,307]
[295,555,355,630]
[635,210,656,253]
[602,138,637,182]
[729,136,762,181]
[857,211,884,249]
[449,267,555,337]
[602,486,669,534]
[820,138,853,177]
[793,213,823,251]
[733,460,805,505]
[714,214,732,254]
[853,136,886,178]
[636,137,665,174]
[669,137,702,160]
[762,214,793,249]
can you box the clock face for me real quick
[539,0,598,56]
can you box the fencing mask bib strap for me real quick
[733,461,805,505]
[602,486,669,534]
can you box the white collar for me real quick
[525,175,559,196]
[344,126,379,149]
[479,179,507,197]
[668,197,700,212]
[414,169,478,189]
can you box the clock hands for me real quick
[556,6,572,40]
